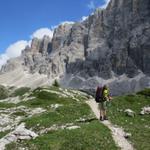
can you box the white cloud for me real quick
[87,1,95,10]
[31,28,54,39]
[81,16,88,21]
[28,40,32,47]
[100,0,111,9]
[6,40,28,58]
[60,21,74,26]
[0,40,28,69]
[0,54,9,69]
[52,21,74,30]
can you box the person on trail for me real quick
[97,85,112,121]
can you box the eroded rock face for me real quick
[0,57,23,74]
[0,0,150,95]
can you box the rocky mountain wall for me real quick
[0,0,150,95]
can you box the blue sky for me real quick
[0,0,110,67]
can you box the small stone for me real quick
[50,104,63,109]
[66,126,80,130]
[140,107,150,115]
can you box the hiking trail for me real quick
[86,98,134,150]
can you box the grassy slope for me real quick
[0,130,10,139]
[108,89,150,150]
[6,121,117,150]
[1,85,150,150]
[3,86,118,150]
[0,85,9,100]
[10,87,31,97]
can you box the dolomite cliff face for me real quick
[0,0,150,95]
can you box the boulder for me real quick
[140,106,150,115]
[124,109,136,117]
[0,123,38,150]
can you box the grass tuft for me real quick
[108,92,150,150]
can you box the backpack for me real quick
[95,86,103,103]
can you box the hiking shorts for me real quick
[99,101,108,110]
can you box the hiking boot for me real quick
[100,116,104,121]
[104,116,108,120]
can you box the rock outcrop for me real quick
[0,0,150,95]
[0,123,38,150]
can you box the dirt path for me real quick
[86,99,134,150]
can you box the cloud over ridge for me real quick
[0,27,55,69]
[0,41,28,68]
[100,0,111,9]
[31,28,54,39]
[0,0,111,69]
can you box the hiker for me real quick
[95,85,112,121]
